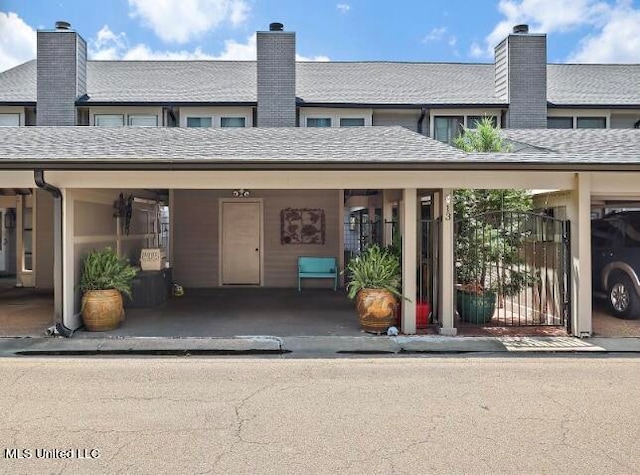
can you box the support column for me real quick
[15,195,24,287]
[62,189,81,330]
[53,192,62,324]
[439,188,456,335]
[566,173,592,337]
[382,190,394,246]
[402,188,417,334]
[338,189,345,288]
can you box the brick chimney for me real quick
[256,22,296,127]
[495,24,547,129]
[36,21,87,126]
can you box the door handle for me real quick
[255,248,259,252]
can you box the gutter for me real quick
[3,160,640,173]
[33,170,71,337]
[417,107,427,135]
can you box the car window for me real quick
[592,220,618,248]
[624,218,640,248]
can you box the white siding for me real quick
[372,110,421,133]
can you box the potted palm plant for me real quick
[345,244,403,334]
[79,247,137,331]
[453,119,534,324]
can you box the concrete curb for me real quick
[1,335,636,356]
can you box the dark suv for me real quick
[592,211,640,319]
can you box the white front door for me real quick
[221,201,261,285]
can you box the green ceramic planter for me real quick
[457,290,496,324]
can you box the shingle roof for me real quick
[0,126,639,170]
[0,126,464,164]
[296,62,501,105]
[548,64,640,106]
[0,61,36,103]
[2,59,639,106]
[501,129,640,158]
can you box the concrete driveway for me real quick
[592,299,640,337]
[0,286,53,337]
[0,356,638,474]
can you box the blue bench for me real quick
[298,257,338,291]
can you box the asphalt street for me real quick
[0,356,639,474]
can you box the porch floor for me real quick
[78,288,364,338]
[0,278,54,337]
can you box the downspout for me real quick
[34,169,72,337]
[417,108,427,135]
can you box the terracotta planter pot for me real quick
[356,288,398,334]
[81,289,124,332]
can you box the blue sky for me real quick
[1,0,640,71]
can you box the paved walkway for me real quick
[1,334,639,356]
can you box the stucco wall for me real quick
[172,189,341,288]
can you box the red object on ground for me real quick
[416,301,431,329]
[396,301,432,329]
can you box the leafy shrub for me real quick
[345,244,402,299]
[79,247,137,297]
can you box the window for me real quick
[94,114,124,127]
[0,113,20,126]
[220,117,246,128]
[591,220,619,249]
[128,115,158,127]
[340,118,365,127]
[467,116,497,128]
[434,116,464,144]
[547,117,573,129]
[186,117,212,128]
[22,205,33,271]
[306,118,332,127]
[577,117,606,129]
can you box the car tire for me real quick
[608,274,640,319]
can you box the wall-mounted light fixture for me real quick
[232,189,251,198]
[4,209,16,229]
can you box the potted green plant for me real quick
[454,206,536,323]
[345,244,403,334]
[453,119,534,324]
[79,247,137,331]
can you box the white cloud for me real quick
[89,29,329,62]
[0,11,36,71]
[90,25,128,60]
[122,44,214,60]
[569,1,640,62]
[472,0,610,58]
[337,3,351,14]
[469,41,484,58]
[473,0,640,63]
[422,26,447,43]
[214,34,330,61]
[127,0,250,44]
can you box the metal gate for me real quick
[454,211,571,328]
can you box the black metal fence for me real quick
[454,211,570,327]
[343,217,440,329]
[343,219,396,259]
[418,219,440,327]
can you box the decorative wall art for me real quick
[280,208,325,244]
